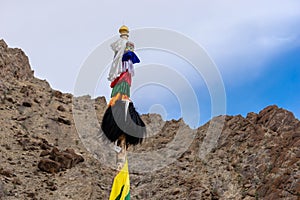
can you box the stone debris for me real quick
[38,147,84,173]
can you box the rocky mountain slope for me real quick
[0,39,299,199]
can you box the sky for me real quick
[1,0,300,127]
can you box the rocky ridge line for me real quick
[0,39,299,199]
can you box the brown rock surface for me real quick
[0,39,299,199]
[38,158,61,173]
[38,147,84,173]
[0,39,33,81]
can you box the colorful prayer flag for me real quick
[109,159,130,200]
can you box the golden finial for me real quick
[119,25,129,37]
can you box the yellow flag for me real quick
[109,159,130,200]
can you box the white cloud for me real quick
[1,0,300,91]
[187,1,300,83]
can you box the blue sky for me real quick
[226,47,300,118]
[1,0,300,126]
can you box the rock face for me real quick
[38,147,84,173]
[0,39,299,199]
[0,39,33,81]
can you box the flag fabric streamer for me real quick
[101,25,146,147]
[109,159,130,200]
